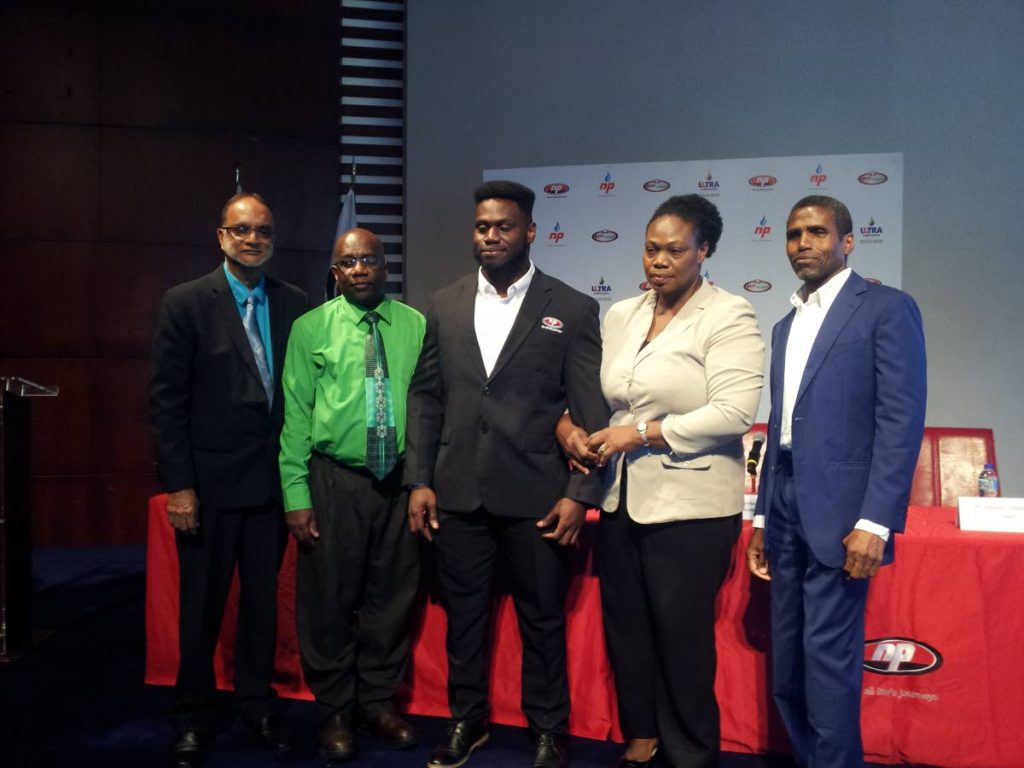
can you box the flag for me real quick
[334,186,357,244]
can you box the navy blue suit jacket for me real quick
[754,271,927,568]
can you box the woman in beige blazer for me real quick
[559,195,763,768]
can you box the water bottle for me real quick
[978,464,1000,497]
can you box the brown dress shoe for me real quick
[318,712,356,761]
[365,709,417,749]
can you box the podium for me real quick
[1,377,58,660]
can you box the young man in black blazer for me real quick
[405,180,607,768]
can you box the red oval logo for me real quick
[858,171,888,185]
[591,229,618,242]
[544,183,570,195]
[743,279,772,293]
[748,175,777,188]
[643,179,671,192]
[864,637,942,675]
[541,316,563,329]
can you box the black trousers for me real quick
[433,507,570,734]
[296,454,419,724]
[174,501,288,734]
[598,496,740,768]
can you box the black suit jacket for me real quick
[149,265,308,509]
[404,269,607,517]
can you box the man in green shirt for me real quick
[279,227,425,761]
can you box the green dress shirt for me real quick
[279,294,425,512]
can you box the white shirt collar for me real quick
[477,262,536,300]
[789,267,852,312]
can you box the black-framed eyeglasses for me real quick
[219,224,275,240]
[332,255,382,270]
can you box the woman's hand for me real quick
[587,425,645,468]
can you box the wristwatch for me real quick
[636,420,650,447]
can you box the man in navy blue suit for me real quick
[746,195,926,768]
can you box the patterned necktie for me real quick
[243,296,274,409]
[364,311,398,479]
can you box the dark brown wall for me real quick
[0,0,339,546]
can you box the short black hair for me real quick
[790,195,852,237]
[648,194,724,258]
[473,180,536,220]
[220,192,271,225]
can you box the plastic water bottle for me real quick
[978,464,1000,497]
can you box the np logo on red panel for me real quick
[864,637,943,675]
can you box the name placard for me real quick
[957,497,1024,533]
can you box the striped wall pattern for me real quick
[340,0,406,296]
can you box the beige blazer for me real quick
[600,281,765,523]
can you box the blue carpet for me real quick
[0,547,885,767]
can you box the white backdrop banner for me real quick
[485,153,903,419]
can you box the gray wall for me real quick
[405,1,1024,494]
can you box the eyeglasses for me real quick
[332,255,382,270]
[219,224,275,240]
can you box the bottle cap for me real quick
[983,463,995,470]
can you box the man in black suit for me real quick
[405,180,607,768]
[149,192,308,768]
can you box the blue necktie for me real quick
[364,311,398,479]
[243,296,274,408]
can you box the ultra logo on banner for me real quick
[864,637,943,675]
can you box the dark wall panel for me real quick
[1,1,339,546]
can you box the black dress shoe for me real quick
[533,732,568,768]
[318,712,356,761]
[243,713,292,755]
[613,747,660,768]
[364,709,417,749]
[169,730,206,768]
[426,718,489,768]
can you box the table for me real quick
[145,499,1024,767]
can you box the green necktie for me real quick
[363,311,398,479]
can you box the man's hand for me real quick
[286,507,319,547]
[167,488,199,534]
[746,527,771,581]
[555,415,598,474]
[587,425,643,468]
[536,497,586,546]
[408,486,439,541]
[842,528,884,579]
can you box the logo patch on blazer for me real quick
[541,317,564,333]
[864,638,943,675]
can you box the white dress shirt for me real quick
[474,262,535,376]
[755,267,889,541]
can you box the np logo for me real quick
[748,174,777,188]
[541,316,564,334]
[643,179,671,192]
[599,172,615,194]
[864,638,942,675]
[549,221,564,243]
[754,216,771,239]
[743,279,772,293]
[810,163,827,187]
[592,229,618,242]
[544,183,570,195]
[858,171,889,185]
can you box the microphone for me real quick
[747,433,765,476]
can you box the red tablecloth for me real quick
[145,500,1024,767]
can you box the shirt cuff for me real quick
[855,518,890,541]
[752,514,765,529]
